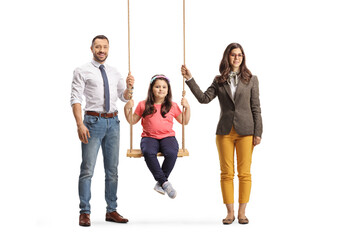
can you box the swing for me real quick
[126,0,189,158]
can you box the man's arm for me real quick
[72,103,90,144]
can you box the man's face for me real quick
[91,38,109,64]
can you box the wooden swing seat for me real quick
[127,148,189,158]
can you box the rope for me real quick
[128,0,133,152]
[128,0,131,73]
[182,0,186,151]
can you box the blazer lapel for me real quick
[234,79,245,102]
[224,83,235,104]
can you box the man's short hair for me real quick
[92,35,109,47]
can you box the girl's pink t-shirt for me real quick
[134,100,182,139]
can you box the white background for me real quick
[1,0,359,239]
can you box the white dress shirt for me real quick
[229,72,239,99]
[71,59,127,113]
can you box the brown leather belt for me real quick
[85,111,118,118]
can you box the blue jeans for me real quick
[141,137,179,186]
[78,114,120,214]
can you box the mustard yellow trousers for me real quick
[216,127,254,204]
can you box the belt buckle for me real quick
[103,112,116,118]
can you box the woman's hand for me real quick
[253,136,261,146]
[181,65,192,80]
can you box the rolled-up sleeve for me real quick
[117,72,127,102]
[70,68,85,106]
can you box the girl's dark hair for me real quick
[215,42,252,84]
[142,74,173,118]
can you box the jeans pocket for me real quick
[84,115,99,125]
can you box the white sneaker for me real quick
[162,181,177,199]
[154,182,165,195]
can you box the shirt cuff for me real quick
[119,90,128,102]
[70,99,82,107]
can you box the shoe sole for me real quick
[222,221,233,225]
[79,224,91,227]
[154,188,165,195]
[106,218,128,223]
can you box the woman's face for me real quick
[152,79,168,101]
[228,48,243,72]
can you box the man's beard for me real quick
[93,52,108,63]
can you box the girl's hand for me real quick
[125,99,134,110]
[181,65,192,80]
[181,97,190,109]
[253,136,261,146]
[176,97,191,125]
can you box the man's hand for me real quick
[126,72,135,89]
[77,123,90,144]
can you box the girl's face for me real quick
[229,48,243,72]
[152,79,168,101]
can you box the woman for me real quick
[181,43,262,224]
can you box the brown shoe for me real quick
[79,213,91,227]
[106,211,129,223]
[222,217,235,225]
[238,217,249,224]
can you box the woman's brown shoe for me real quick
[238,217,249,224]
[222,217,235,225]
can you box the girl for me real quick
[124,74,190,199]
[181,43,262,224]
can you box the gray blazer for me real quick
[186,75,263,137]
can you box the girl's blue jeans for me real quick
[141,136,179,186]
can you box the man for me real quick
[71,35,134,227]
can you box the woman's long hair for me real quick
[215,43,252,84]
[142,74,173,118]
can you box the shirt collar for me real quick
[91,59,106,69]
